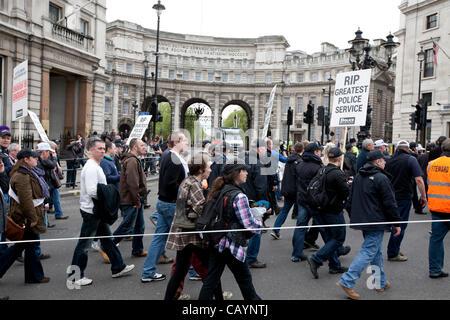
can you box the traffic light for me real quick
[414,103,423,128]
[287,107,293,126]
[365,105,373,130]
[317,106,324,126]
[409,112,416,130]
[156,110,163,122]
[303,102,314,124]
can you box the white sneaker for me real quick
[73,277,93,286]
[112,264,135,278]
[91,241,100,251]
[178,294,191,300]
[223,291,233,300]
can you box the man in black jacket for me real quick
[337,150,401,300]
[271,142,303,240]
[291,142,327,262]
[343,143,356,178]
[306,148,350,278]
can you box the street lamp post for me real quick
[417,47,426,145]
[143,55,149,103]
[132,101,139,126]
[327,75,333,141]
[152,0,165,138]
[346,29,399,147]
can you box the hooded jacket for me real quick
[347,163,400,231]
[281,153,302,200]
[119,153,147,207]
[296,152,323,205]
[356,148,370,173]
[240,150,269,202]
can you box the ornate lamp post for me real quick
[194,105,204,141]
[152,0,165,138]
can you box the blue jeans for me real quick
[276,182,282,200]
[0,234,7,256]
[311,213,346,270]
[66,161,77,186]
[113,205,145,256]
[70,210,126,278]
[273,198,294,234]
[387,199,412,259]
[141,200,176,278]
[0,229,45,283]
[53,188,63,218]
[429,214,450,275]
[247,233,261,265]
[339,230,387,290]
[291,204,326,259]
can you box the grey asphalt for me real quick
[1,180,449,300]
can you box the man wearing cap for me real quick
[306,148,350,278]
[343,143,357,178]
[337,150,401,299]
[349,138,359,157]
[429,136,447,163]
[374,139,390,159]
[356,139,374,173]
[384,140,427,262]
[291,142,327,262]
[427,138,450,279]
[0,129,13,178]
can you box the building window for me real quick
[311,72,318,82]
[49,3,61,23]
[248,74,254,84]
[422,92,432,107]
[169,70,175,80]
[311,97,317,106]
[208,72,214,82]
[298,73,304,83]
[105,83,110,92]
[123,101,129,115]
[0,0,6,11]
[222,73,228,83]
[105,100,111,113]
[123,85,129,95]
[377,89,383,103]
[324,71,331,81]
[284,97,290,114]
[104,120,111,133]
[424,49,434,77]
[183,71,189,81]
[79,19,89,35]
[126,63,132,73]
[266,74,272,84]
[297,97,303,115]
[195,72,201,81]
[284,74,290,84]
[426,13,437,29]
[235,74,241,84]
[107,60,112,72]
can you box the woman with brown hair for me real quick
[0,149,50,283]
[164,154,225,300]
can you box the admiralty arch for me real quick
[104,20,395,144]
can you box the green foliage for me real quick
[222,109,248,131]
[154,102,172,140]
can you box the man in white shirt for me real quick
[69,136,134,286]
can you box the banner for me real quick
[126,115,152,145]
[28,111,50,143]
[262,85,277,138]
[330,69,372,127]
[12,60,28,121]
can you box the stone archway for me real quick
[118,117,133,134]
[220,100,252,130]
[181,98,213,145]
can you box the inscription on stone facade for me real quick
[147,42,251,58]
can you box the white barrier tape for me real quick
[2,218,450,245]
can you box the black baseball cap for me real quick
[366,150,388,161]
[0,129,11,137]
[17,149,39,160]
[349,138,357,143]
[327,147,343,159]
[222,164,247,176]
[304,142,321,153]
[345,143,353,151]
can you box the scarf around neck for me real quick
[20,165,50,199]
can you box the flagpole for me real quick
[431,38,450,59]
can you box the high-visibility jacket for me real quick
[427,156,450,213]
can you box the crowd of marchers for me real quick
[0,127,449,301]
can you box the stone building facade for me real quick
[105,20,396,145]
[393,0,450,144]
[0,0,107,141]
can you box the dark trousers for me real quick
[165,244,223,300]
[66,161,77,187]
[0,229,45,283]
[387,199,412,259]
[199,247,261,300]
[113,205,145,256]
[412,182,422,213]
[70,210,125,278]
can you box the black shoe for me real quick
[338,246,351,257]
[329,266,349,274]
[307,257,320,279]
[291,214,298,220]
[429,271,449,279]
[16,256,24,263]
[144,204,151,209]
[304,241,320,250]
[47,223,56,228]
[249,261,267,268]
[40,253,51,260]
[55,216,69,220]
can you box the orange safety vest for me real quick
[427,156,450,213]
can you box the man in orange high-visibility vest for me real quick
[427,138,450,279]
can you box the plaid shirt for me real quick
[217,193,262,262]
[166,176,207,251]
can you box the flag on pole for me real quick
[432,40,440,66]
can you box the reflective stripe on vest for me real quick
[427,156,450,213]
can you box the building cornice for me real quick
[400,0,443,15]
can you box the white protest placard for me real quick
[330,69,372,127]
[126,115,152,145]
[12,60,28,121]
[28,110,50,143]
[262,84,277,138]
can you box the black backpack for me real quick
[195,185,242,244]
[305,166,338,211]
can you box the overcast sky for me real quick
[106,0,401,54]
